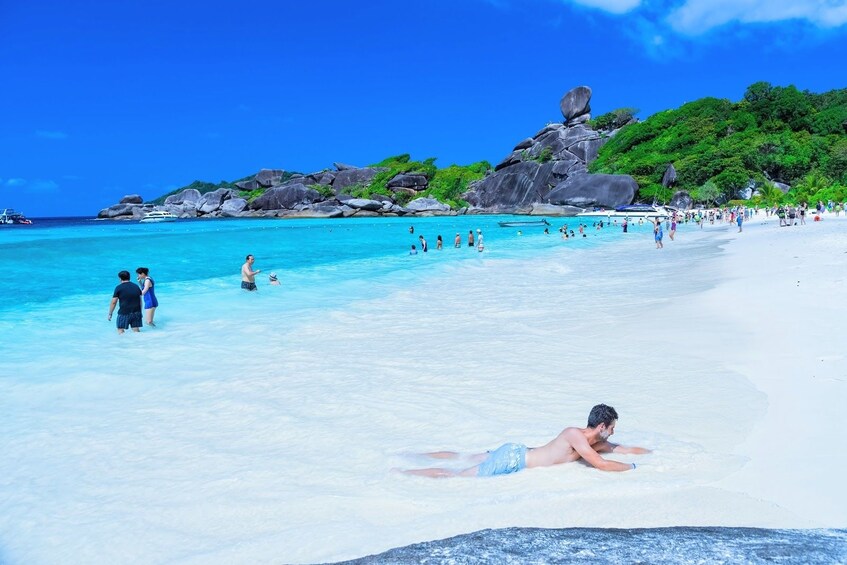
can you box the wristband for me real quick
[631,463,636,470]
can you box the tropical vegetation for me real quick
[589,82,847,206]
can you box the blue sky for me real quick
[2,0,846,217]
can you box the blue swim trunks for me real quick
[477,443,527,477]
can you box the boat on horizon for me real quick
[0,208,33,225]
[576,204,672,220]
[497,219,551,228]
[140,210,178,223]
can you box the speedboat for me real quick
[576,204,671,220]
[0,208,33,225]
[140,210,178,223]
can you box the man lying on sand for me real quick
[401,404,650,478]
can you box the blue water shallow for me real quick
[332,527,847,564]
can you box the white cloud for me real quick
[0,178,58,192]
[35,130,69,140]
[569,0,642,14]
[668,0,847,35]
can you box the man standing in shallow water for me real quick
[401,404,650,477]
[108,270,143,334]
[241,254,261,291]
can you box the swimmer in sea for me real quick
[454,233,461,248]
[241,254,261,291]
[400,404,649,478]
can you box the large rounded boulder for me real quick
[547,173,638,209]
[560,86,592,122]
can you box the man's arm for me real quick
[107,297,118,320]
[594,441,652,455]
[565,430,636,472]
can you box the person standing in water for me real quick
[135,267,158,327]
[419,235,428,253]
[454,233,461,248]
[108,270,143,334]
[400,404,649,478]
[241,254,261,291]
[651,218,664,249]
[436,235,443,250]
[468,230,474,247]
[476,229,484,252]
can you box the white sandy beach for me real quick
[1,213,845,564]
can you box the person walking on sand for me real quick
[400,404,650,478]
[737,208,744,232]
[241,254,261,291]
[135,267,158,327]
[108,270,143,334]
[651,218,664,249]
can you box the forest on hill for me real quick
[590,82,847,205]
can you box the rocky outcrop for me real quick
[387,174,428,191]
[165,188,202,205]
[547,173,638,209]
[99,86,645,220]
[560,86,592,126]
[406,197,451,212]
[464,119,606,210]
[332,166,387,192]
[662,164,677,188]
[220,198,248,217]
[669,191,693,210]
[250,184,323,211]
[196,188,236,214]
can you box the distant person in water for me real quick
[468,230,474,247]
[135,267,158,326]
[454,233,461,248]
[476,229,484,252]
[108,270,142,334]
[241,254,260,291]
[651,218,664,249]
[436,235,443,250]
[268,272,280,285]
[409,225,414,234]
[410,244,418,255]
[419,235,428,252]
[400,404,649,478]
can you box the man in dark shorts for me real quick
[241,254,260,291]
[107,270,142,334]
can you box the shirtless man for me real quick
[241,254,261,291]
[401,404,649,478]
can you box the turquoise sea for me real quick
[0,215,622,314]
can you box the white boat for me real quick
[0,208,33,225]
[576,204,672,220]
[140,210,178,223]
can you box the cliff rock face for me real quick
[461,86,640,211]
[547,173,638,208]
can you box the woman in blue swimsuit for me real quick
[136,267,158,327]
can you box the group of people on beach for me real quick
[107,268,158,333]
[409,226,485,254]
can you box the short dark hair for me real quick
[587,404,618,428]
[136,267,149,276]
[118,270,131,281]
[246,254,254,260]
